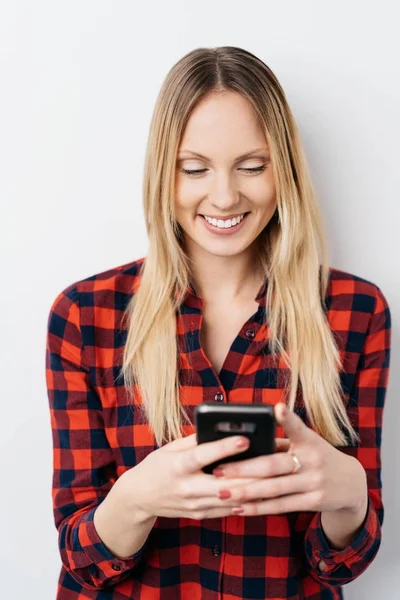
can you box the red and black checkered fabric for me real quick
[45,257,391,599]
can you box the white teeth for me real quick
[204,213,245,228]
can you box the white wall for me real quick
[1,1,399,598]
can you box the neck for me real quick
[188,245,265,304]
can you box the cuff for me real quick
[77,505,150,581]
[304,495,381,583]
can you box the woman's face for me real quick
[174,90,277,259]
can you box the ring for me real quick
[257,451,301,502]
[290,451,302,473]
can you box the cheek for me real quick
[175,181,201,213]
[175,197,198,216]
[241,171,276,203]
[252,185,276,210]
[262,173,276,203]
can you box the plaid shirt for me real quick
[45,257,391,600]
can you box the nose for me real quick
[208,171,241,212]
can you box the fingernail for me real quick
[232,506,244,514]
[236,437,249,448]
[217,489,231,500]
[212,467,225,477]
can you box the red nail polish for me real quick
[213,467,225,477]
[218,489,231,500]
[236,437,249,448]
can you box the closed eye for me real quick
[179,165,267,176]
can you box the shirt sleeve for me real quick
[45,286,151,590]
[304,285,391,586]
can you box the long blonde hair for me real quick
[119,46,359,448]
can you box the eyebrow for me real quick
[177,147,269,161]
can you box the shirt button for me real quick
[214,393,224,402]
[111,564,121,571]
[245,328,255,339]
[212,545,221,556]
[318,560,327,571]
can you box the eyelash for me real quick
[179,165,267,176]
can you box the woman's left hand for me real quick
[213,403,368,517]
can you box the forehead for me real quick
[178,92,267,155]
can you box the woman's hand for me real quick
[117,430,264,521]
[212,403,369,518]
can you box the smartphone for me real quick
[194,402,276,474]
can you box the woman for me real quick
[46,46,391,600]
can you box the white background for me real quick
[1,1,399,598]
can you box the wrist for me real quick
[115,469,156,524]
[341,457,369,515]
[94,478,156,560]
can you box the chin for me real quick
[198,239,252,257]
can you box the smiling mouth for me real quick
[199,212,250,219]
[198,211,251,234]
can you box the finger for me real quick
[225,472,310,504]
[213,440,290,475]
[275,438,291,452]
[217,449,300,479]
[182,506,241,520]
[274,403,313,445]
[173,472,258,518]
[232,491,318,516]
[180,435,250,475]
[186,473,259,499]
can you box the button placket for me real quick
[245,328,255,339]
[318,560,328,571]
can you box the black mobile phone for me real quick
[194,402,276,474]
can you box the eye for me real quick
[179,168,208,176]
[240,165,267,174]
[179,164,267,176]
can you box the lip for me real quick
[198,212,249,236]
[199,212,249,220]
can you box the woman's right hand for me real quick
[117,433,259,520]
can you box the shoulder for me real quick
[47,256,146,319]
[325,267,391,358]
[326,266,390,316]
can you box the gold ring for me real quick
[290,451,302,473]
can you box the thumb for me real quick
[274,403,311,444]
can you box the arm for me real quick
[93,472,157,560]
[46,286,154,590]
[304,285,391,586]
